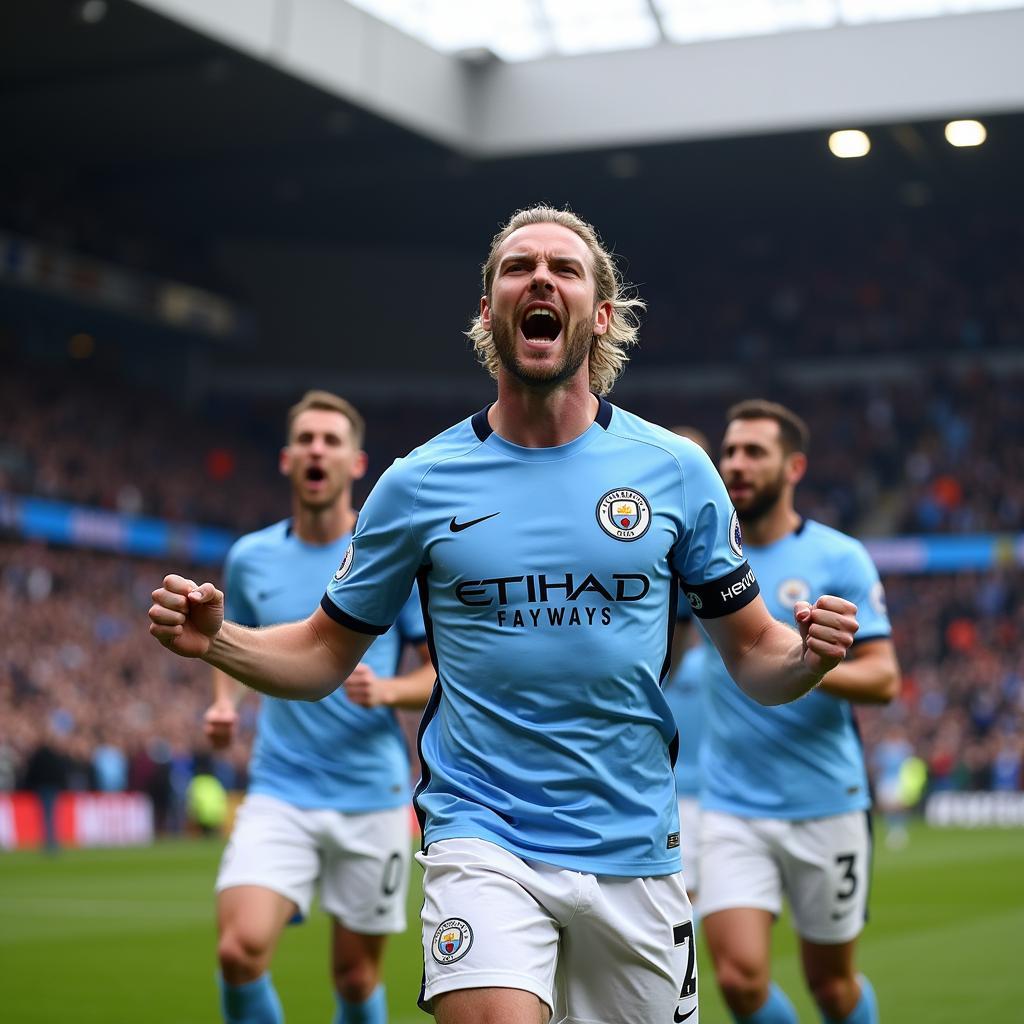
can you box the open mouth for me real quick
[305,466,326,483]
[519,304,563,346]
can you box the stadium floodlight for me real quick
[828,129,871,158]
[944,119,987,147]
[77,0,108,23]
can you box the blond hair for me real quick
[286,390,365,447]
[466,206,644,396]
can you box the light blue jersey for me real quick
[700,518,891,819]
[664,639,706,799]
[224,519,425,812]
[322,400,758,876]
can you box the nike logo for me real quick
[674,1008,696,1022]
[830,907,856,921]
[257,587,286,600]
[449,512,500,533]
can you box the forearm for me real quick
[211,666,245,705]
[204,619,347,701]
[818,642,900,704]
[384,660,436,709]
[728,619,823,707]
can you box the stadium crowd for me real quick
[2,539,1020,826]
[2,357,1022,538]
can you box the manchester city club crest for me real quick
[776,577,811,609]
[431,918,473,964]
[333,543,354,581]
[596,488,652,541]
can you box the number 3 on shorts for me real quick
[835,852,858,900]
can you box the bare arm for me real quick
[817,638,900,705]
[344,642,436,710]
[204,668,246,749]
[702,593,858,706]
[149,574,372,701]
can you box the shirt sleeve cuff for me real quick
[319,594,390,635]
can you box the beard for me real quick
[293,474,346,513]
[733,469,787,526]
[491,315,593,391]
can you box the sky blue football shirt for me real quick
[322,400,757,876]
[664,639,706,799]
[700,518,891,819]
[224,519,425,812]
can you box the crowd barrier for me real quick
[925,791,1024,828]
[0,792,154,850]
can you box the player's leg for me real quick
[319,805,411,1023]
[434,988,549,1024]
[699,812,796,1024]
[782,811,875,1023]
[330,925,388,1023]
[555,870,697,1024]
[417,838,564,1023]
[800,939,877,1023]
[215,794,321,1023]
[217,885,295,1022]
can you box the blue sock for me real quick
[335,984,386,1024]
[734,981,798,1024]
[219,973,284,1024]
[823,974,878,1024]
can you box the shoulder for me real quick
[226,519,291,563]
[802,520,875,564]
[605,406,711,473]
[383,415,485,488]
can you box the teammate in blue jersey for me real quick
[204,390,435,1024]
[699,400,901,1024]
[662,425,713,914]
[149,207,860,1024]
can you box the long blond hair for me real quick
[466,206,644,396]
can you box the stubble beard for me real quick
[491,315,593,391]
[734,469,787,527]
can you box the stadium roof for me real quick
[347,0,1024,63]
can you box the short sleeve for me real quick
[321,459,425,635]
[223,541,257,627]
[839,541,892,642]
[672,445,760,619]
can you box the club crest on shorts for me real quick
[333,543,354,581]
[777,577,811,609]
[728,509,744,557]
[431,918,473,964]
[596,488,651,541]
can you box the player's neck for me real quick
[291,494,356,545]
[739,503,801,548]
[490,376,598,448]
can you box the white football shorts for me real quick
[216,793,411,934]
[417,837,698,1024]
[698,809,872,944]
[677,796,701,896]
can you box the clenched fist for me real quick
[149,574,224,658]
[793,595,859,676]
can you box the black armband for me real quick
[681,561,760,619]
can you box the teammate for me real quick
[662,425,712,913]
[149,207,860,1024]
[699,399,900,1024]
[205,390,434,1024]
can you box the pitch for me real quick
[1,825,1021,1023]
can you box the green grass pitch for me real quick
[2,824,1022,1022]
